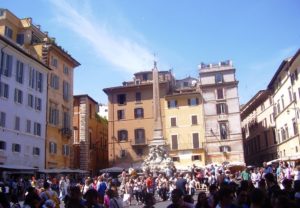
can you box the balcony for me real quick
[60,128,72,138]
[130,139,148,146]
[218,114,228,121]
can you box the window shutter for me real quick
[175,100,178,107]
[216,104,220,114]
[187,99,190,106]
[196,98,199,105]
[225,104,228,114]
[167,101,170,108]
[7,55,12,77]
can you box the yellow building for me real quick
[165,77,205,168]
[241,90,277,165]
[103,70,174,168]
[268,49,300,161]
[0,9,80,168]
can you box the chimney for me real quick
[44,31,48,36]
[36,24,41,30]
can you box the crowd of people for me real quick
[0,161,299,207]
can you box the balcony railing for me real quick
[61,128,72,138]
[131,139,148,146]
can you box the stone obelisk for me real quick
[151,61,165,146]
[142,62,173,172]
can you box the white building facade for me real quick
[0,36,50,170]
[199,61,244,164]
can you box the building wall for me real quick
[72,95,108,175]
[199,62,244,164]
[241,92,277,166]
[0,9,79,169]
[0,39,49,169]
[165,93,205,168]
[106,81,171,168]
[272,56,300,159]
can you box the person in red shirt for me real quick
[145,175,153,194]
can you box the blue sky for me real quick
[3,0,300,104]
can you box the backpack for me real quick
[45,191,60,208]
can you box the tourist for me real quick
[107,186,123,208]
[84,189,103,208]
[39,182,60,208]
[64,185,85,208]
[175,173,187,195]
[194,192,210,208]
[142,193,156,208]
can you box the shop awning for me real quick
[0,164,38,170]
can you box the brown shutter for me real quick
[193,133,199,148]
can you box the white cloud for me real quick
[49,0,155,73]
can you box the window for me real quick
[62,145,70,156]
[191,115,198,125]
[183,82,189,87]
[192,133,200,149]
[4,26,13,39]
[120,150,126,158]
[172,157,180,162]
[281,128,286,141]
[272,128,277,144]
[135,92,141,102]
[34,122,41,136]
[118,130,128,142]
[29,67,35,89]
[264,131,268,147]
[0,141,6,150]
[142,73,148,81]
[26,120,31,133]
[135,129,145,144]
[277,130,281,143]
[63,81,69,101]
[191,155,201,161]
[261,103,265,111]
[168,100,177,108]
[0,82,9,98]
[14,116,20,131]
[63,112,70,129]
[215,73,223,84]
[171,135,178,150]
[220,123,227,139]
[51,56,58,67]
[50,74,59,89]
[0,53,13,77]
[220,145,231,152]
[36,71,43,92]
[117,94,126,105]
[33,147,40,156]
[288,87,293,103]
[270,113,274,124]
[293,119,298,136]
[217,88,224,99]
[16,60,24,84]
[216,103,227,114]
[63,64,69,75]
[34,97,42,111]
[49,142,57,154]
[285,124,289,139]
[281,95,285,109]
[269,97,273,105]
[134,108,144,118]
[117,110,125,120]
[16,34,24,45]
[14,89,23,104]
[12,144,21,153]
[277,100,281,114]
[27,94,34,108]
[262,118,267,128]
[188,98,199,106]
[0,112,6,127]
[49,106,59,125]
[171,117,177,127]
